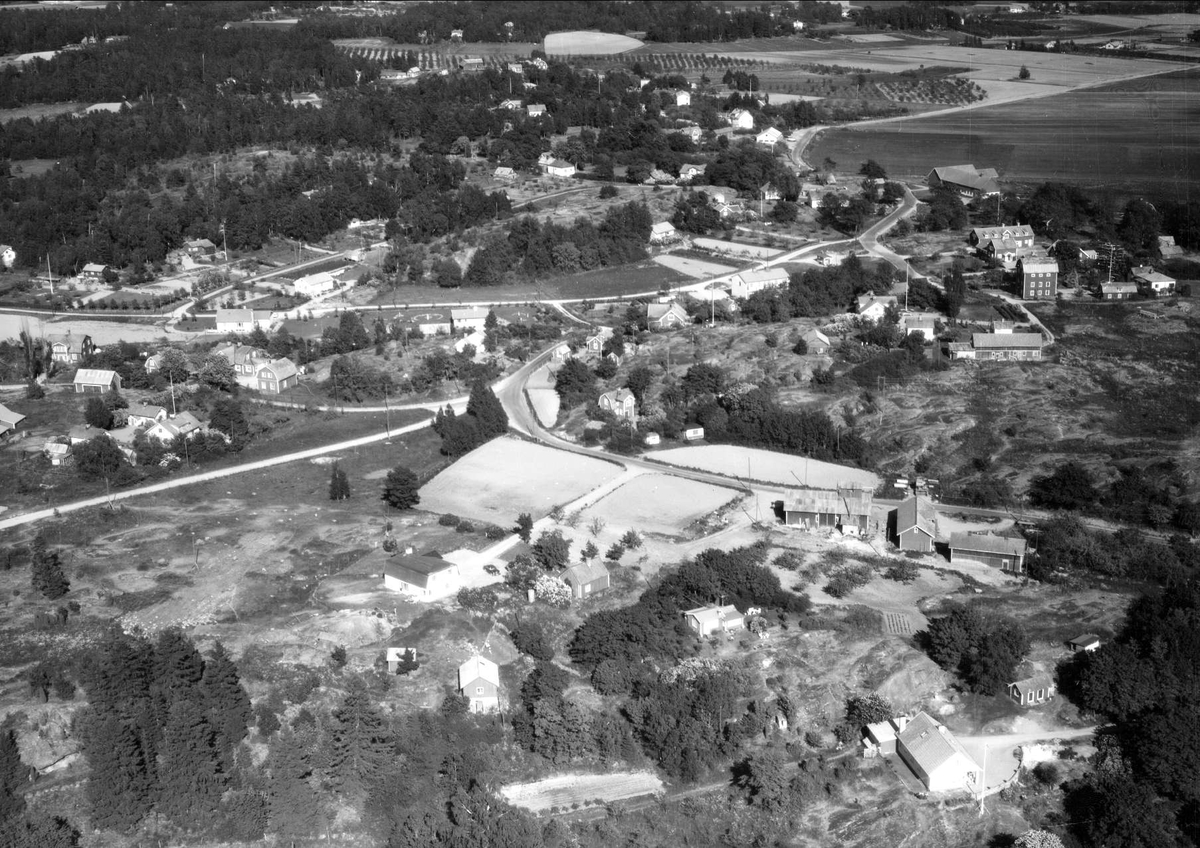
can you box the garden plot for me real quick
[652,253,738,280]
[649,445,878,490]
[579,474,740,537]
[418,437,620,524]
[500,771,663,813]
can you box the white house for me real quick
[143,411,205,444]
[527,103,547,117]
[292,271,338,297]
[215,309,273,335]
[0,244,16,269]
[756,127,783,147]
[902,313,938,341]
[729,268,789,299]
[73,368,121,394]
[125,404,168,429]
[544,160,576,178]
[457,656,500,713]
[726,109,754,130]
[649,221,678,244]
[677,126,703,144]
[1131,267,1176,295]
[494,166,517,182]
[450,307,489,333]
[598,388,637,421]
[896,711,979,794]
[674,89,691,107]
[381,552,462,598]
[678,162,705,181]
[856,294,898,322]
[682,605,745,638]
[499,98,523,111]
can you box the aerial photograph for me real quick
[0,0,1197,846]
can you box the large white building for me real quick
[292,271,338,297]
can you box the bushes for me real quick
[823,565,872,598]
[438,513,460,527]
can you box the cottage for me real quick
[0,244,15,269]
[507,62,523,75]
[379,69,407,84]
[1157,235,1183,258]
[372,550,462,598]
[598,388,637,421]
[450,307,489,334]
[801,328,830,355]
[0,404,26,440]
[499,98,524,111]
[80,263,109,283]
[125,404,168,429]
[729,268,789,299]
[550,343,572,363]
[1068,634,1102,653]
[1131,267,1176,295]
[44,440,72,466]
[896,711,979,793]
[902,314,938,341]
[969,225,1035,251]
[970,332,1043,361]
[460,56,483,72]
[562,561,610,599]
[1017,257,1059,300]
[1008,673,1056,707]
[143,411,205,444]
[646,301,690,331]
[756,126,783,147]
[544,160,576,178]
[678,162,705,181]
[682,604,745,638]
[949,531,1027,573]
[215,309,273,335]
[494,166,517,182]
[1078,247,1098,263]
[978,237,1020,265]
[526,104,547,117]
[1100,281,1137,300]
[927,165,1000,198]
[779,486,873,535]
[255,359,300,394]
[185,238,217,258]
[584,327,612,354]
[458,656,500,713]
[674,89,691,107]
[893,495,938,552]
[856,293,898,322]
[73,368,121,394]
[49,333,90,364]
[649,221,679,245]
[677,126,704,144]
[726,108,754,130]
[293,271,338,297]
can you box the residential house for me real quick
[73,368,121,394]
[756,126,783,147]
[978,237,1021,265]
[892,495,938,553]
[991,320,1014,334]
[1078,247,1099,263]
[801,328,830,355]
[677,126,704,144]
[1157,235,1183,259]
[969,225,1035,252]
[550,343,572,363]
[293,271,338,297]
[460,56,483,72]
[213,343,271,386]
[728,268,789,299]
[926,165,1000,198]
[499,98,524,111]
[1008,673,1056,707]
[856,293,898,322]
[450,307,489,334]
[1131,267,1176,295]
[125,404,167,429]
[68,425,138,463]
[371,549,462,598]
[584,327,613,355]
[80,263,109,283]
[646,301,690,331]
[255,359,300,394]
[507,62,523,75]
[544,160,576,178]
[49,333,90,364]
[726,108,754,130]
[949,531,1027,573]
[1017,257,1059,300]
[526,104,547,117]
[969,332,1044,361]
[674,89,691,107]
[449,28,464,41]
[896,711,979,794]
[493,166,517,182]
[0,404,27,440]
[400,310,452,336]
[759,182,781,202]
[779,486,873,535]
[185,238,217,258]
[215,309,273,335]
[902,313,938,341]
[379,69,406,84]
[1068,634,1102,653]
[678,162,705,181]
[682,604,745,638]
[864,716,910,756]
[457,656,500,713]
[598,388,637,421]
[562,561,610,600]
[649,221,678,245]
[1100,281,1137,300]
[0,244,15,269]
[143,411,205,444]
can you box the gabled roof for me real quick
[451,306,489,321]
[971,333,1043,350]
[600,388,635,406]
[562,561,609,587]
[0,404,26,427]
[897,711,976,776]
[683,604,743,628]
[982,237,1019,252]
[126,404,166,421]
[1010,672,1054,691]
[972,224,1033,241]
[896,495,937,539]
[949,531,1027,557]
[650,221,677,236]
[803,328,830,346]
[784,487,872,518]
[259,358,298,381]
[1019,258,1059,274]
[214,343,268,365]
[73,368,118,385]
[1068,634,1101,649]
[1101,282,1138,294]
[380,552,455,589]
[857,294,897,313]
[929,165,1000,194]
[1133,270,1175,284]
[82,263,107,273]
[646,302,688,323]
[734,268,789,286]
[458,655,499,687]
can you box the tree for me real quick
[329,463,351,501]
[1018,65,1031,80]
[81,713,154,832]
[1029,462,1099,511]
[532,530,570,570]
[382,466,420,510]
[580,541,599,562]
[924,605,1029,695]
[768,199,798,224]
[1014,831,1064,848]
[792,337,808,355]
[465,379,508,439]
[0,728,27,821]
[156,347,191,384]
[198,642,251,758]
[209,398,250,450]
[511,622,554,661]
[1070,776,1184,848]
[84,396,114,430]
[156,699,225,831]
[30,534,69,600]
[515,513,534,543]
[102,386,127,412]
[620,530,643,550]
[859,159,887,180]
[739,750,790,810]
[432,259,462,288]
[844,693,894,728]
[196,353,237,391]
[328,683,394,796]
[1118,198,1163,256]
[944,261,966,318]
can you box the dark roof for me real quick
[363,549,454,589]
[896,495,937,538]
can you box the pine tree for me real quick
[156,700,226,832]
[81,713,154,832]
[328,684,394,796]
[265,730,325,838]
[466,379,508,439]
[30,534,69,600]
[199,642,252,759]
[151,629,205,726]
[329,462,351,500]
[0,728,27,821]
[382,466,420,510]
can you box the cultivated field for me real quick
[500,771,663,813]
[578,474,741,537]
[332,38,539,68]
[649,445,880,491]
[810,68,1200,199]
[417,437,622,523]
[544,31,643,55]
[651,254,738,280]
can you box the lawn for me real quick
[578,473,741,538]
[648,445,880,491]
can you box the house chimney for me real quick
[403,546,414,556]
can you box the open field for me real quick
[332,39,539,67]
[544,31,643,55]
[651,254,738,280]
[418,436,622,523]
[500,771,663,813]
[0,104,81,124]
[810,68,1199,198]
[649,445,880,491]
[0,314,174,345]
[578,474,741,538]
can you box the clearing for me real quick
[417,436,622,523]
[649,445,879,491]
[499,771,663,813]
[651,254,739,280]
[578,474,742,538]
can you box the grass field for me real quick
[578,474,740,537]
[649,445,880,491]
[809,69,1200,199]
[0,104,80,124]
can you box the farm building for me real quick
[73,368,121,394]
[293,271,338,297]
[371,550,462,599]
[926,165,1000,198]
[457,656,500,713]
[949,532,1027,573]
[215,309,273,335]
[801,328,830,354]
[728,268,789,299]
[1100,281,1137,300]
[1017,257,1059,300]
[646,302,690,331]
[0,404,27,440]
[562,561,610,599]
[856,293,898,322]
[1068,634,1101,653]
[896,712,979,794]
[450,307,489,333]
[892,495,938,552]
[682,604,745,638]
[969,332,1044,361]
[255,359,299,394]
[1131,267,1176,295]
[779,486,873,535]
[1008,673,1056,707]
[649,221,679,244]
[598,388,637,421]
[969,225,1034,251]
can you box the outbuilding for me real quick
[949,532,1027,573]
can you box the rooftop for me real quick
[949,531,1027,557]
[897,711,977,777]
[972,333,1043,350]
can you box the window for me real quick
[1037,688,1044,700]
[476,686,484,694]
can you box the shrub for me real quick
[774,550,804,571]
[884,560,919,583]
[455,520,475,534]
[824,565,873,598]
[1032,761,1060,786]
[605,543,625,561]
[439,513,460,527]
[619,530,643,550]
[484,524,509,540]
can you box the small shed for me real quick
[73,368,121,394]
[1067,634,1101,653]
[682,604,744,638]
[1008,673,1056,707]
[949,532,1027,573]
[562,562,610,599]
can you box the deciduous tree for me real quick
[382,466,420,510]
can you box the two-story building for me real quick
[598,388,637,422]
[1017,257,1059,300]
[255,359,300,394]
